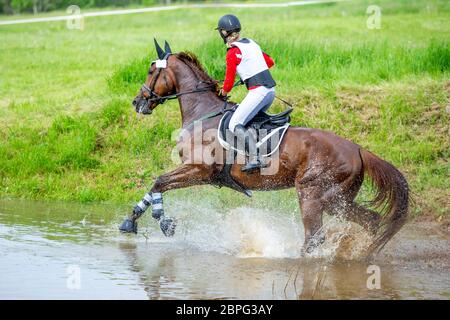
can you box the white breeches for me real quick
[228,86,275,132]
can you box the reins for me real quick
[162,78,294,130]
[183,100,236,130]
[182,79,246,129]
[142,54,293,127]
[142,80,217,105]
[141,53,220,106]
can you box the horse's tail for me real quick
[359,149,410,254]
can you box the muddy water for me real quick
[0,198,448,300]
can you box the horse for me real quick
[120,40,410,256]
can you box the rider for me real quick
[216,14,276,173]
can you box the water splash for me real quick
[139,199,375,260]
[178,207,304,258]
[306,215,375,261]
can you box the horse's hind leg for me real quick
[328,202,381,235]
[326,171,380,234]
[296,184,327,254]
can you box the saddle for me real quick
[218,107,292,157]
[212,107,292,197]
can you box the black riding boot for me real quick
[234,124,267,173]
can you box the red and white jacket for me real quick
[223,38,275,94]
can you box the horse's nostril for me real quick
[132,100,137,107]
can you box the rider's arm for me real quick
[263,52,275,68]
[222,47,242,94]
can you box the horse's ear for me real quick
[164,41,172,55]
[154,38,165,59]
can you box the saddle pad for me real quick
[217,111,290,157]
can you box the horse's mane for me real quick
[176,52,221,96]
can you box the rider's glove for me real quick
[219,89,228,97]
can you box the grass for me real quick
[0,0,449,218]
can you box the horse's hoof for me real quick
[305,245,315,254]
[119,218,137,234]
[160,216,176,237]
[305,235,326,254]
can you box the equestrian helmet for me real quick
[216,14,241,42]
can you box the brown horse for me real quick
[120,41,409,256]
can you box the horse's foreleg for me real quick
[120,165,213,235]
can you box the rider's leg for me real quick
[228,86,275,132]
[228,87,275,173]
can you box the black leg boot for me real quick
[234,124,267,173]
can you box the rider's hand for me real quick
[219,89,228,97]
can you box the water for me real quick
[0,198,448,299]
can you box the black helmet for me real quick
[216,14,241,43]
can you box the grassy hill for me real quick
[0,0,448,219]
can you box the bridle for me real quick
[137,53,293,124]
[140,66,168,106]
[138,54,220,110]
